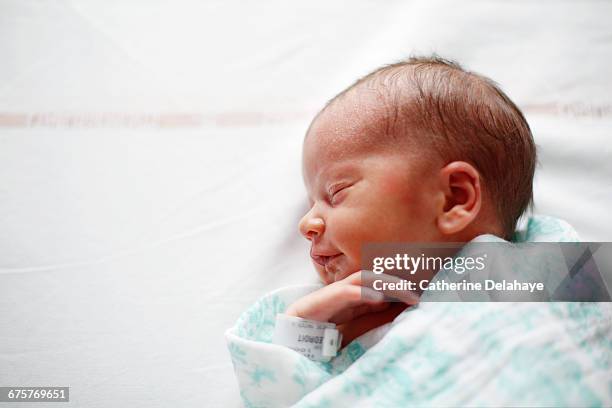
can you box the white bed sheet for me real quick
[1,1,611,407]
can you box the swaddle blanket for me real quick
[225,216,612,407]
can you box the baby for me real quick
[284,56,536,344]
[227,59,609,405]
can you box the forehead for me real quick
[303,90,388,183]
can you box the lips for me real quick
[310,249,342,267]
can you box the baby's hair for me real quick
[324,55,536,240]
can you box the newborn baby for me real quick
[285,56,536,344]
[226,57,610,408]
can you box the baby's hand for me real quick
[285,271,419,345]
[285,271,389,324]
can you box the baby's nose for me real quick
[298,213,325,240]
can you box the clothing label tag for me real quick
[272,314,342,362]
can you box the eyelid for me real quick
[327,182,349,197]
[327,181,353,204]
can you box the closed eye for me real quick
[328,183,353,205]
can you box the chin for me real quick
[329,265,359,283]
[313,264,331,284]
[329,256,360,281]
[313,256,358,284]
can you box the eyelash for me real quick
[328,184,350,205]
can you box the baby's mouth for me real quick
[310,251,342,268]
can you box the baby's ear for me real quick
[436,161,482,235]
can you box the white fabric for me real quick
[1,1,611,407]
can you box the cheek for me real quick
[328,211,365,246]
[385,175,436,218]
[370,184,437,241]
[379,174,407,196]
[333,211,395,269]
[325,211,371,261]
[325,180,435,251]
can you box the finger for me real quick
[342,270,365,285]
[286,283,384,322]
[329,300,390,325]
[360,271,421,305]
[343,271,419,305]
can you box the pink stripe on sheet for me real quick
[0,104,610,129]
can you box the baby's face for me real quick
[299,94,444,284]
